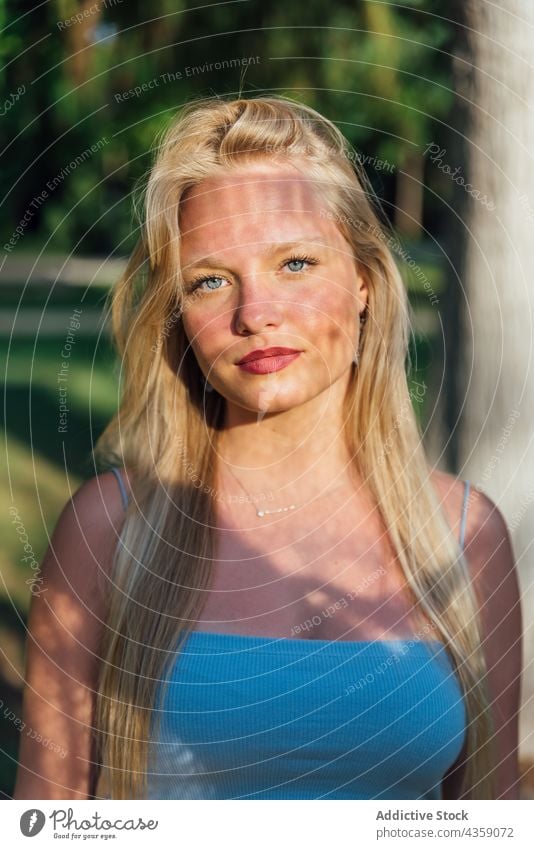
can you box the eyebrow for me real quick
[184,237,328,270]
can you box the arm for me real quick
[442,487,523,799]
[13,471,127,800]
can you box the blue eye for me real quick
[286,259,306,271]
[188,275,227,293]
[284,255,318,273]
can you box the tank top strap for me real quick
[459,479,470,552]
[109,466,129,511]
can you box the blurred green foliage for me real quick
[1,0,460,254]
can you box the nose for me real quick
[233,272,284,335]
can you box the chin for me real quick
[228,388,304,416]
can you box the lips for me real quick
[237,346,301,364]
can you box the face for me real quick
[178,162,368,421]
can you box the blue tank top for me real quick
[108,467,470,800]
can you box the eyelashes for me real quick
[187,273,226,294]
[186,254,319,294]
[285,253,319,272]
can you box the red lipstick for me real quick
[236,346,302,374]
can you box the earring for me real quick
[205,378,214,393]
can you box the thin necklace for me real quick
[222,463,350,518]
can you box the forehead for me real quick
[179,165,341,257]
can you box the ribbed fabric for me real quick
[145,632,466,800]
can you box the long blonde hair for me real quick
[93,94,495,799]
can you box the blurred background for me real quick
[1,0,533,798]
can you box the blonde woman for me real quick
[14,96,522,801]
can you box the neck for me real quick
[216,379,356,499]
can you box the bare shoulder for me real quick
[428,470,521,628]
[461,485,522,799]
[464,487,522,643]
[71,467,131,528]
[461,485,517,584]
[13,470,130,800]
[433,474,523,798]
[28,469,130,606]
[430,470,520,605]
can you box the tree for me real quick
[0,0,457,253]
[456,0,534,770]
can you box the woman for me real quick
[14,95,522,801]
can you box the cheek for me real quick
[306,293,356,355]
[182,312,221,362]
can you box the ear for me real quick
[354,263,369,313]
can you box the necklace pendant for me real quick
[256,504,297,517]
